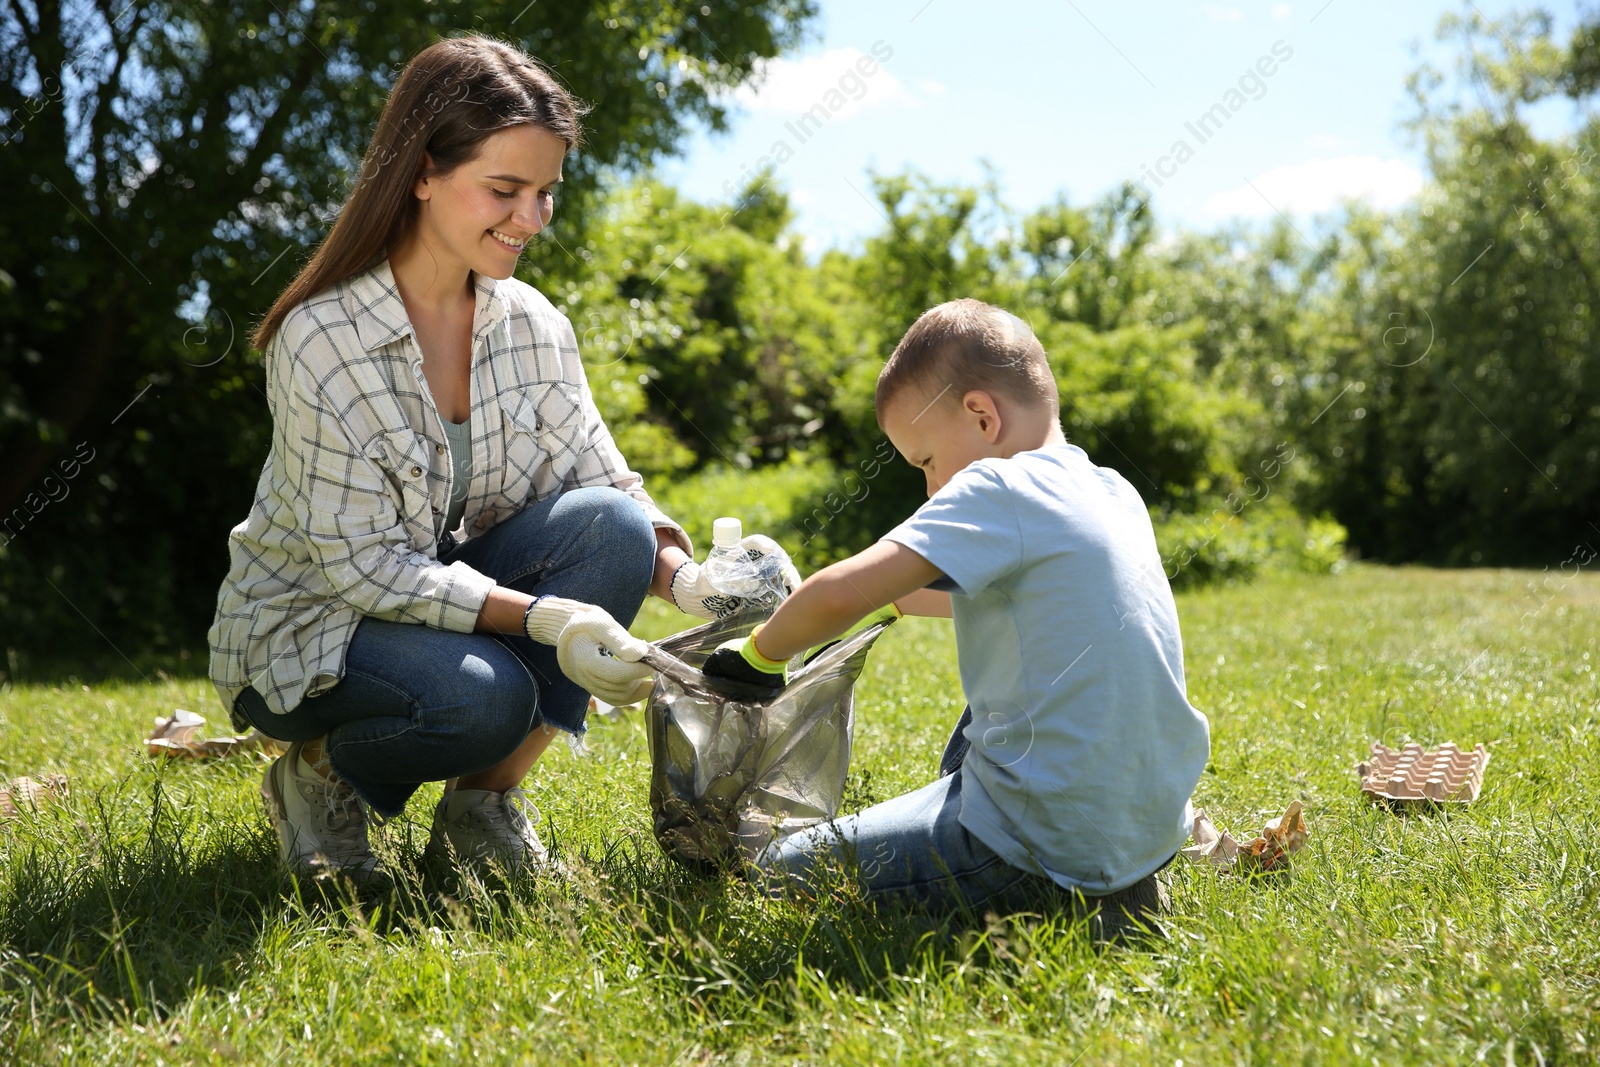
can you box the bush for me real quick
[1152,493,1348,590]
[647,452,841,570]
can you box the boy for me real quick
[702,298,1210,937]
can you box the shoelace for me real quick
[301,773,370,864]
[462,788,537,854]
[501,788,536,838]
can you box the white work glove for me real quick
[523,596,656,705]
[668,534,802,620]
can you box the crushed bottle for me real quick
[701,516,792,608]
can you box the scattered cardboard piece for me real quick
[1244,801,1308,870]
[1181,809,1240,869]
[0,774,69,820]
[144,710,287,760]
[1181,801,1307,872]
[1357,741,1489,806]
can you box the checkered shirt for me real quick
[207,258,689,724]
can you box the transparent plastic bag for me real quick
[641,605,897,870]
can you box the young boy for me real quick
[701,298,1210,935]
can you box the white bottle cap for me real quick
[712,516,743,548]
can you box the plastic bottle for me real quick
[702,516,790,602]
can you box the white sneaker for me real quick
[260,740,386,882]
[424,785,549,874]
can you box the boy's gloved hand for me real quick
[700,624,789,696]
[669,534,803,620]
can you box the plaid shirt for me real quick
[208,259,689,724]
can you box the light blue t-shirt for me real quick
[883,442,1210,893]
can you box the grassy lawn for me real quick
[1,564,1597,1064]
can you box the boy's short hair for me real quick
[875,299,1060,421]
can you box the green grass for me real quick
[1,565,1597,1064]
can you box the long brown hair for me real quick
[252,34,588,350]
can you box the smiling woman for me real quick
[210,34,797,888]
[387,123,568,424]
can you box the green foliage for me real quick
[1265,7,1600,565]
[0,0,818,650]
[3,568,1598,1062]
[1048,321,1261,509]
[1018,183,1160,332]
[1153,494,1349,590]
[559,178,855,473]
[17,2,1600,653]
[646,453,840,572]
[1311,111,1600,562]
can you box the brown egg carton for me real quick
[1357,741,1489,805]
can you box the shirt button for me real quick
[435,443,445,455]
[410,465,423,477]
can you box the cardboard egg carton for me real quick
[0,774,69,820]
[1357,741,1489,805]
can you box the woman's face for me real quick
[411,124,566,281]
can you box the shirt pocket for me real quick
[500,384,583,499]
[530,381,584,455]
[365,428,437,536]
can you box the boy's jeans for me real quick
[754,706,1171,933]
[233,486,657,817]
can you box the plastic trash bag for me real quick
[642,605,897,870]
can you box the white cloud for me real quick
[1271,2,1292,20]
[1202,155,1427,218]
[1205,4,1245,22]
[919,78,949,99]
[727,48,908,120]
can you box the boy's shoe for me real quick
[423,785,549,874]
[260,740,387,883]
[1076,869,1172,943]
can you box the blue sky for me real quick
[656,0,1592,250]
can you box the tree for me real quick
[1300,5,1600,563]
[0,0,816,656]
[550,173,855,476]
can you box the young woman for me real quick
[208,34,792,884]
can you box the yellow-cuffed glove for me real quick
[701,623,789,696]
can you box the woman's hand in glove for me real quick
[669,534,802,620]
[523,596,656,705]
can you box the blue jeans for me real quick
[755,708,1172,928]
[234,486,657,817]
[753,759,1048,913]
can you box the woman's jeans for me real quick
[234,486,657,817]
[754,706,1172,930]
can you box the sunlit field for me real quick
[2,564,1596,1064]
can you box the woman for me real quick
[208,34,791,884]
